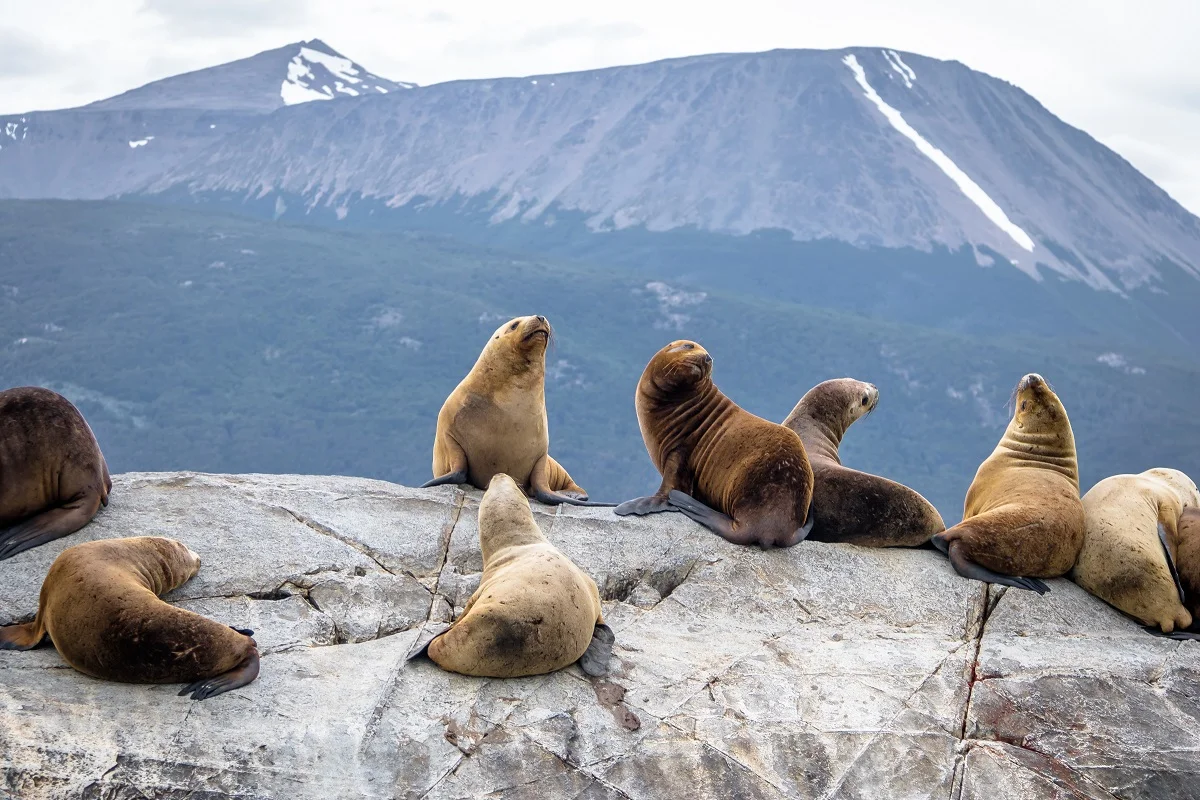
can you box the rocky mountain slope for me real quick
[0,40,409,199]
[2,472,1197,798]
[137,46,1200,294]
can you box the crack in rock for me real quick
[280,506,398,575]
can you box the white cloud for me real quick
[0,1,1198,213]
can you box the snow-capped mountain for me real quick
[137,47,1200,295]
[86,39,414,113]
[0,40,410,199]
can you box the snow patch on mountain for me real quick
[128,137,155,149]
[843,54,1036,260]
[280,43,414,106]
[882,50,915,88]
[1096,352,1146,375]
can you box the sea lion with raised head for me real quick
[0,386,112,561]
[408,473,613,678]
[421,315,609,506]
[932,373,1085,594]
[614,340,814,549]
[0,536,259,700]
[1073,469,1199,636]
[783,378,944,547]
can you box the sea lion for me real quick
[421,315,609,506]
[1176,507,1200,631]
[408,473,613,678]
[0,537,260,700]
[782,378,945,547]
[614,340,815,549]
[932,373,1085,594]
[0,386,112,561]
[1072,469,1199,635]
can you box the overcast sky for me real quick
[3,1,1198,214]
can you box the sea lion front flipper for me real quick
[614,495,673,516]
[941,539,1051,595]
[529,456,616,506]
[405,622,452,662]
[579,623,616,677]
[0,490,104,561]
[229,627,255,637]
[178,650,260,701]
[532,488,617,508]
[1159,522,1187,604]
[421,470,468,489]
[0,621,50,651]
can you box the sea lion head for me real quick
[798,378,878,426]
[478,473,547,562]
[484,315,552,364]
[643,340,714,397]
[1011,373,1068,432]
[121,536,202,595]
[1144,468,1200,510]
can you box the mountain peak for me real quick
[81,40,414,114]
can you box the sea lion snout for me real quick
[1018,373,1046,392]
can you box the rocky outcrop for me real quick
[1,473,1197,799]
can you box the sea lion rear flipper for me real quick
[579,623,616,677]
[0,621,49,651]
[614,495,673,516]
[1158,522,1187,604]
[0,490,103,561]
[405,622,452,663]
[229,626,255,637]
[179,650,260,701]
[667,490,751,545]
[941,539,1051,595]
[1141,624,1200,641]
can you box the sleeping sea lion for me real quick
[1073,469,1199,636]
[0,536,260,700]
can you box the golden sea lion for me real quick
[408,473,613,678]
[932,374,1085,594]
[783,378,944,547]
[421,315,609,506]
[614,340,814,549]
[1072,469,1199,635]
[0,386,112,560]
[0,536,260,700]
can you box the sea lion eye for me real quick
[861,395,870,406]
[1020,400,1028,411]
[509,321,519,332]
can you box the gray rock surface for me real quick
[1,472,1196,799]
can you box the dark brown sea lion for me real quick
[0,386,112,561]
[932,373,1085,594]
[421,315,610,506]
[0,536,259,700]
[407,473,613,678]
[783,378,945,547]
[614,340,814,549]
